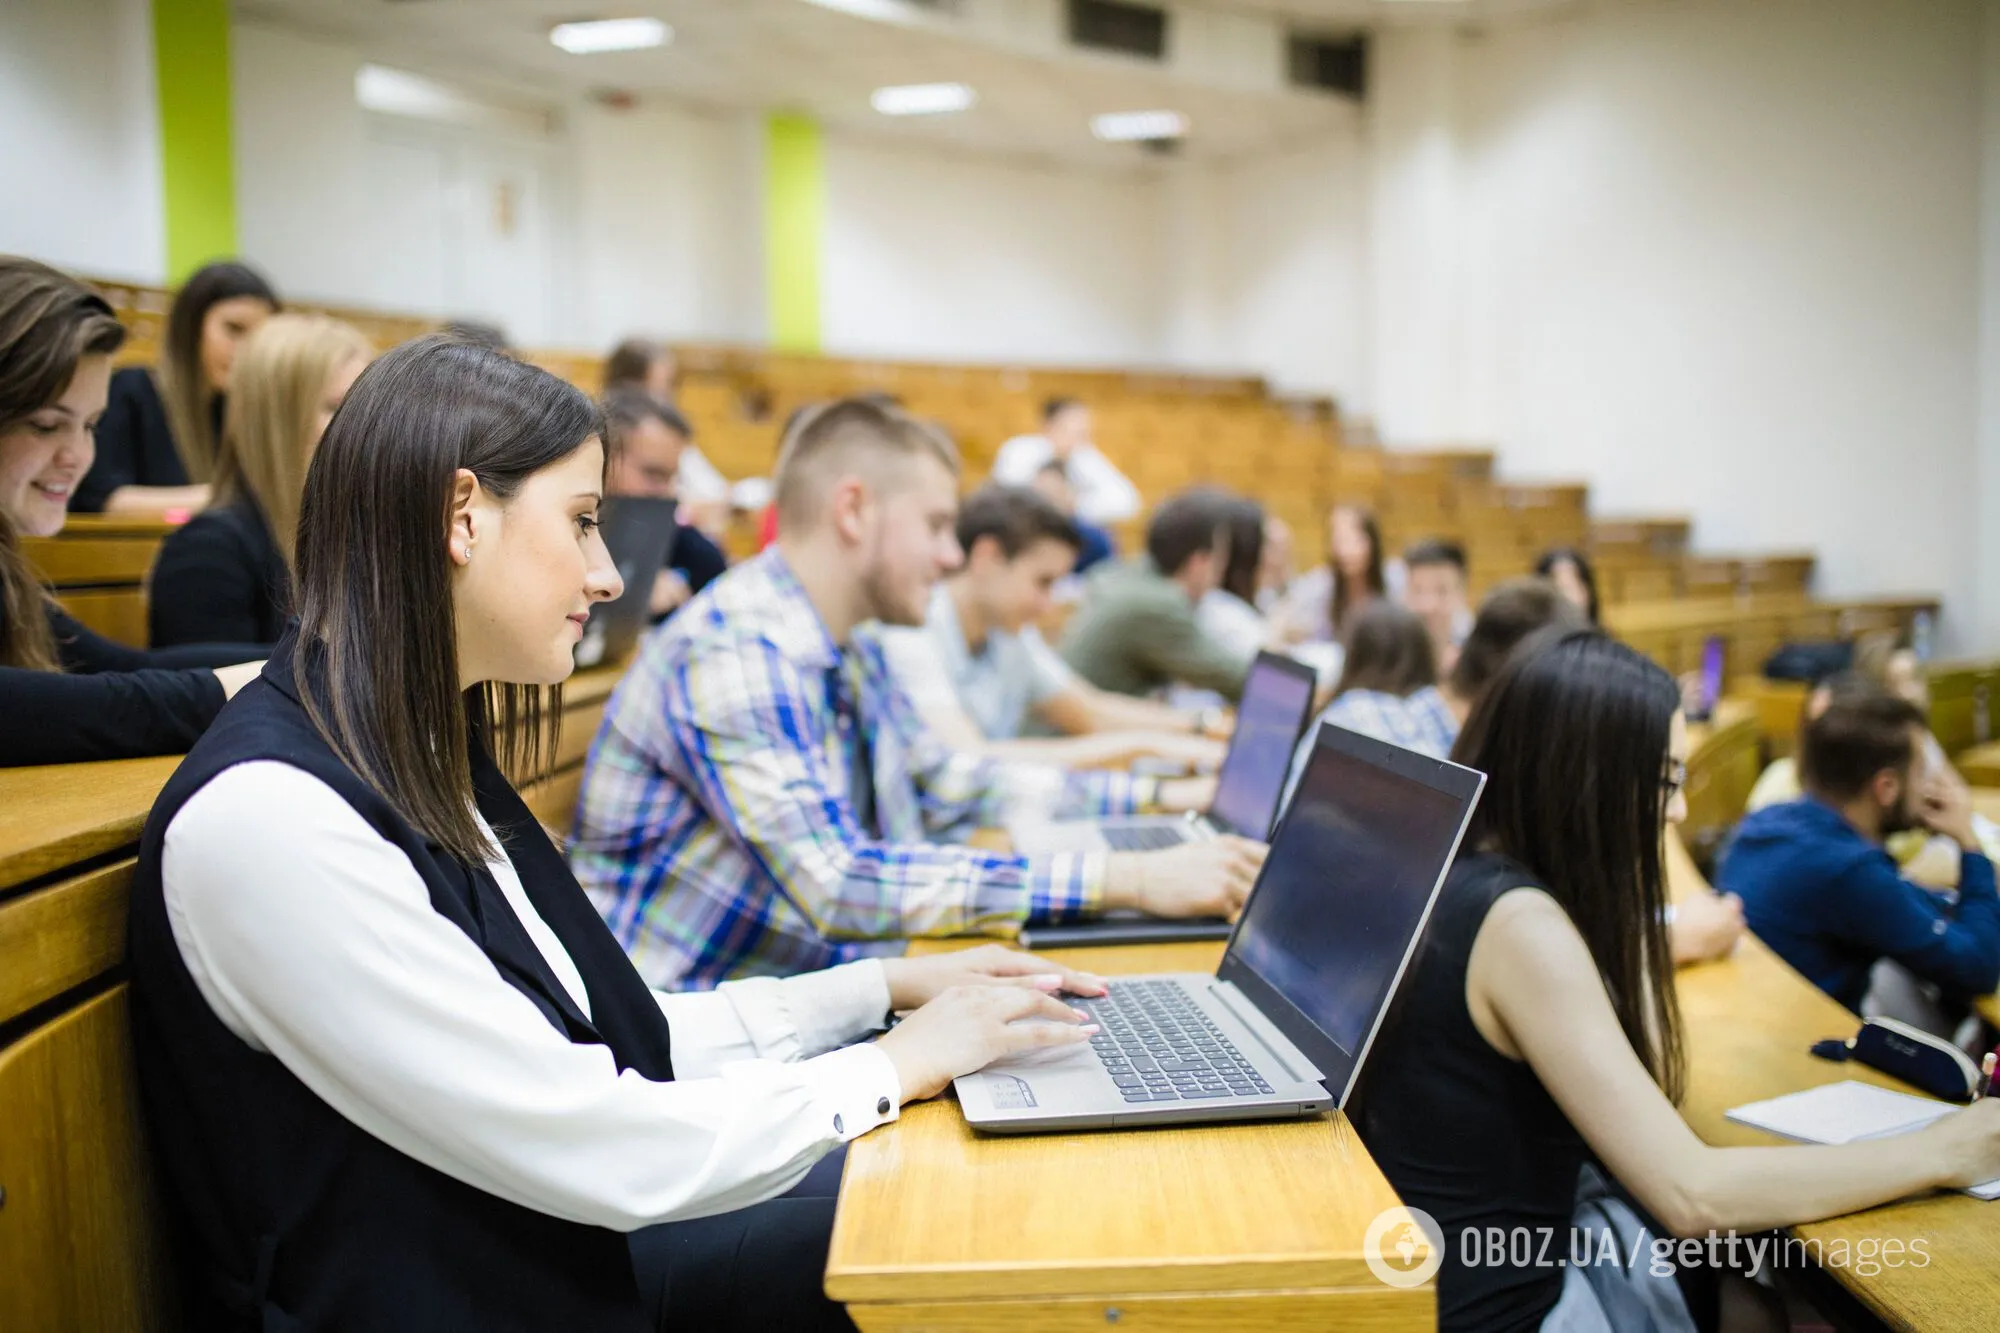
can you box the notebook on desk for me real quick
[1726,1080,2000,1199]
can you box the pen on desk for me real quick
[1979,1052,1995,1101]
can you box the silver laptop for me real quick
[957,723,1485,1133]
[574,495,680,669]
[1009,651,1319,857]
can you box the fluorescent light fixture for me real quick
[1091,109,1188,142]
[802,0,929,21]
[871,82,976,116]
[549,17,671,54]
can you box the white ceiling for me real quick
[234,0,1373,167]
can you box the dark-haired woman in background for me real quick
[0,257,260,767]
[1196,494,1269,664]
[1350,631,2000,1333]
[74,259,279,515]
[1277,501,1392,645]
[1535,546,1601,625]
[128,335,1105,1331]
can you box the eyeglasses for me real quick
[1661,759,1689,802]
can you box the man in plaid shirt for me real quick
[571,399,1263,990]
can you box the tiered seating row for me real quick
[79,278,1934,655]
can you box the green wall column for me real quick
[153,0,237,280]
[766,113,824,354]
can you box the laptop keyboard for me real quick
[1073,979,1274,1103]
[1101,823,1191,852]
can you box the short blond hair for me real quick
[214,314,373,571]
[772,396,960,529]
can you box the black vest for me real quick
[127,638,675,1331]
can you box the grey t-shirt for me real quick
[879,586,1078,740]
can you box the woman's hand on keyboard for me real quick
[875,986,1098,1101]
[1105,836,1267,920]
[880,943,1109,1013]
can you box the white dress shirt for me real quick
[990,435,1142,525]
[160,760,901,1233]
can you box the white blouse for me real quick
[160,760,901,1233]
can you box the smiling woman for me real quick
[0,256,262,767]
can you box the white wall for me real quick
[0,0,163,281]
[820,137,1169,367]
[1207,132,1367,399]
[1979,2,2000,654]
[571,102,765,348]
[233,23,374,308]
[1369,0,1987,644]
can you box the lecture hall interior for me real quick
[7,0,2000,1330]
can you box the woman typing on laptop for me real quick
[1351,630,2000,1333]
[126,336,1107,1333]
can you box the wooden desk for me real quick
[21,515,179,648]
[0,756,180,891]
[827,938,1433,1331]
[1677,933,2000,1329]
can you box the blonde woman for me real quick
[149,314,371,647]
[77,260,279,515]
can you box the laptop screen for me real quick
[1207,655,1317,838]
[1218,724,1484,1101]
[1698,635,1726,714]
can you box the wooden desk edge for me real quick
[825,1253,1406,1306]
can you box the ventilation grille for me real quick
[1068,0,1168,61]
[1288,33,1367,100]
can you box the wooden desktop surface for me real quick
[1675,933,2000,1330]
[0,662,628,894]
[827,937,1433,1332]
[0,756,180,892]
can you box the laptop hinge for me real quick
[1207,980,1324,1084]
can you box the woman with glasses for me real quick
[1349,629,2000,1333]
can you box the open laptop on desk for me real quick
[1013,651,1318,948]
[574,495,679,669]
[958,723,1485,1133]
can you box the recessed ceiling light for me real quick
[1091,110,1188,142]
[549,18,672,55]
[871,82,976,116]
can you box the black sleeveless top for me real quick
[127,636,675,1330]
[1349,852,1587,1333]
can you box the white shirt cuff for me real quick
[799,1041,902,1142]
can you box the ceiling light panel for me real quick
[549,18,672,55]
[1090,109,1188,141]
[871,82,977,115]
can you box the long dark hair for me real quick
[158,260,280,485]
[1218,495,1266,604]
[0,258,126,670]
[1534,546,1600,625]
[1328,503,1385,638]
[1334,602,1436,699]
[293,335,601,864]
[1450,629,1686,1102]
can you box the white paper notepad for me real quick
[1726,1080,1999,1199]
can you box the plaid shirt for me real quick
[1284,686,1461,808]
[571,551,1149,989]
